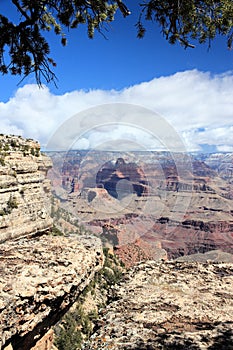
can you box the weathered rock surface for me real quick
[0,135,53,242]
[0,234,104,350]
[85,261,233,350]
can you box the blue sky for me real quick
[0,2,233,152]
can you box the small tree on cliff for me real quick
[0,0,232,85]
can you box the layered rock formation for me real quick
[48,150,233,265]
[91,213,233,264]
[176,249,233,263]
[0,135,53,242]
[96,158,149,198]
[0,234,104,350]
[204,153,233,181]
[85,260,233,349]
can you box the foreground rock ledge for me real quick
[85,260,233,350]
[0,234,104,350]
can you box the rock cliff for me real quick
[0,135,53,242]
[0,136,105,350]
[85,260,233,349]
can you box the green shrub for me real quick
[35,149,40,157]
[50,225,64,236]
[10,140,17,148]
[54,312,83,350]
[7,195,18,210]
[55,304,97,350]
[54,248,124,349]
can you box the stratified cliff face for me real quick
[0,234,104,350]
[204,153,233,181]
[85,261,233,350]
[0,135,53,242]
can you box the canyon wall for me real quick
[0,135,53,242]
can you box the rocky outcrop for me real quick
[115,239,167,268]
[85,260,233,350]
[0,136,105,350]
[0,135,53,242]
[0,234,104,350]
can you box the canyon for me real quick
[48,149,233,266]
[1,136,233,350]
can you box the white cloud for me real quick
[0,70,232,152]
[217,144,233,152]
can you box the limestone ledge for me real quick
[0,234,104,350]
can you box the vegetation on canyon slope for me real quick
[54,246,124,350]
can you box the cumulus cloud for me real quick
[0,70,232,152]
